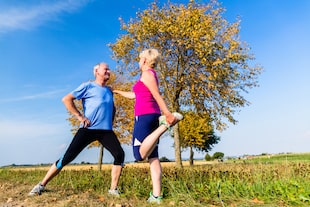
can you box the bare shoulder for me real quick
[141,70,156,81]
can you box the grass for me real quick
[1,153,310,206]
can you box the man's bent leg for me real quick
[110,165,123,190]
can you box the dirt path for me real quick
[0,180,135,207]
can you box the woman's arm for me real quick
[113,90,136,99]
[141,71,176,124]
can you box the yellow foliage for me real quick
[179,111,216,150]
[110,0,262,132]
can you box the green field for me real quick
[1,153,310,206]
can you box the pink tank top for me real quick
[133,69,161,116]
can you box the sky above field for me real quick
[0,0,309,167]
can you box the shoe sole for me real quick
[172,112,183,121]
[169,112,183,127]
[159,112,183,128]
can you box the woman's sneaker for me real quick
[29,183,45,196]
[159,112,183,129]
[147,192,162,204]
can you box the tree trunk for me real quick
[98,145,104,171]
[173,124,183,168]
[189,146,194,166]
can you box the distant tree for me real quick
[179,111,220,165]
[110,0,262,167]
[159,156,171,162]
[205,153,212,161]
[213,152,224,160]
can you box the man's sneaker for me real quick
[159,112,183,129]
[29,183,45,196]
[147,192,162,204]
[108,188,120,197]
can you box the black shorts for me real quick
[132,113,160,161]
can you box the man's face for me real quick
[97,64,110,80]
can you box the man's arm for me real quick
[62,93,90,127]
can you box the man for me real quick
[29,63,124,196]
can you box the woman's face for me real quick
[139,56,146,70]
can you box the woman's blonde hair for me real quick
[139,48,160,68]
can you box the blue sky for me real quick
[0,0,309,167]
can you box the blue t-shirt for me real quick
[71,81,114,130]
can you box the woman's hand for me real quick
[165,112,177,126]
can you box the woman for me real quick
[114,49,182,204]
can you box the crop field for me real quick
[1,153,310,207]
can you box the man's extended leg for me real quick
[28,163,61,196]
[41,163,61,186]
[29,128,94,196]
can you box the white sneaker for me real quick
[29,183,45,196]
[108,188,120,197]
[159,112,183,129]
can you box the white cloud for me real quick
[0,89,66,103]
[0,119,68,141]
[0,0,91,34]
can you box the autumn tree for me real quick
[66,72,134,170]
[109,76,135,144]
[110,0,262,167]
[179,111,220,165]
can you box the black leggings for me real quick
[55,128,124,169]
